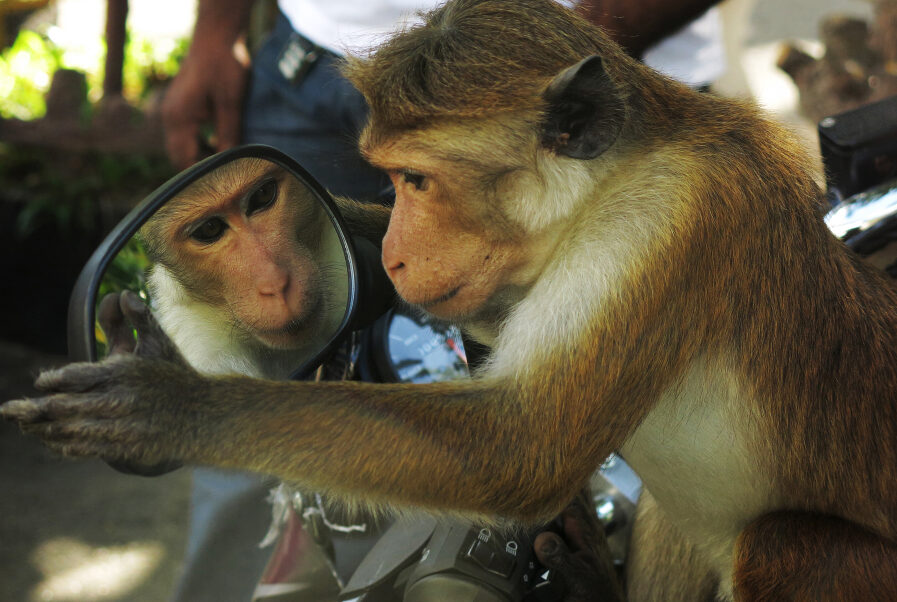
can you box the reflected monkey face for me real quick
[141,158,331,349]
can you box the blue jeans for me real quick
[170,470,277,602]
[243,13,391,200]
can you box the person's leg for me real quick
[171,469,277,602]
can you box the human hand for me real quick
[533,491,625,601]
[161,35,251,169]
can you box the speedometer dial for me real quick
[386,311,469,383]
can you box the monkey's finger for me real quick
[36,426,173,466]
[0,398,45,423]
[34,362,116,394]
[21,417,147,445]
[98,293,137,356]
[120,292,180,362]
[533,532,581,600]
[1,392,127,424]
[560,493,602,552]
[119,289,150,323]
[21,417,103,439]
[534,531,573,570]
[118,292,160,354]
[41,437,120,460]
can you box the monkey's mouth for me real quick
[416,285,462,309]
[251,288,325,349]
[254,317,315,349]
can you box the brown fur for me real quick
[734,512,897,600]
[342,0,636,139]
[332,195,393,246]
[5,1,897,598]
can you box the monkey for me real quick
[135,156,350,379]
[4,0,897,599]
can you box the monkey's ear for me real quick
[541,55,625,159]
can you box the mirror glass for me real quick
[94,156,352,380]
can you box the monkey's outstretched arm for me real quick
[1,293,645,522]
[6,360,620,521]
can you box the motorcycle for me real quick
[820,95,897,268]
[66,144,638,602]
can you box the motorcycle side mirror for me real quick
[67,145,392,474]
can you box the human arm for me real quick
[161,0,256,169]
[575,0,723,58]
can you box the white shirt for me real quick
[642,8,725,87]
[278,0,427,54]
[277,0,724,86]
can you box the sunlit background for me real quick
[31,538,164,601]
[0,0,193,119]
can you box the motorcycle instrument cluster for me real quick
[358,308,470,383]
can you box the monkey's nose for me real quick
[381,239,405,277]
[384,258,405,275]
[257,267,291,297]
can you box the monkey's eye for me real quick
[401,171,429,192]
[247,179,278,215]
[189,217,228,244]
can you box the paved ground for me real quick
[0,0,884,600]
[0,343,191,602]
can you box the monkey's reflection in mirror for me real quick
[97,158,351,379]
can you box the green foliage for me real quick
[0,144,174,238]
[0,20,184,252]
[123,35,189,101]
[0,27,188,120]
[0,30,63,119]
[99,236,152,301]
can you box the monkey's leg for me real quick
[733,511,897,601]
[625,489,719,602]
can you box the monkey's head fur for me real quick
[343,0,635,135]
[341,0,666,331]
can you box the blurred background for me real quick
[0,0,889,600]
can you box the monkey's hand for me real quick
[97,291,185,362]
[0,291,206,465]
[532,491,625,602]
